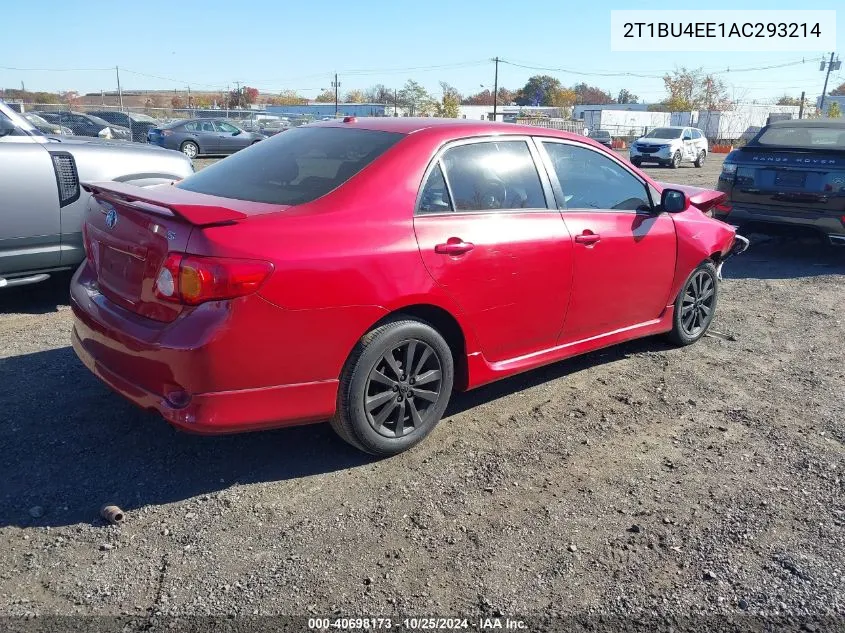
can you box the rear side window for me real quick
[177,127,403,205]
[418,164,453,214]
[439,141,546,211]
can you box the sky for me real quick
[2,0,842,104]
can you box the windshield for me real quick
[590,130,610,138]
[644,128,683,139]
[86,114,113,127]
[753,125,845,150]
[24,113,50,126]
[129,112,158,123]
[177,126,403,206]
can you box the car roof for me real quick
[309,117,596,143]
[765,118,845,129]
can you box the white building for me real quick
[579,103,801,140]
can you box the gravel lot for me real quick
[1,153,843,630]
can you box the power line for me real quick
[0,65,112,72]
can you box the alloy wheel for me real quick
[364,339,443,439]
[680,270,715,337]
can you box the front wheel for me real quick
[667,261,718,346]
[331,318,454,456]
[631,157,642,167]
[694,150,706,168]
[670,151,681,169]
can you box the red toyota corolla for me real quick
[71,118,747,456]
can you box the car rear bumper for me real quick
[69,264,338,434]
[715,203,845,241]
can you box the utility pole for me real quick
[115,66,124,112]
[235,81,241,110]
[799,91,806,119]
[394,89,398,116]
[186,85,192,111]
[819,52,841,114]
[332,73,340,116]
[492,56,499,121]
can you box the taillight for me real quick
[154,254,273,305]
[161,129,173,137]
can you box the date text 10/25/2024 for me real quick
[307,617,528,630]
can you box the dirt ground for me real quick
[1,153,843,631]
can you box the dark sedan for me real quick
[715,119,845,246]
[88,110,161,143]
[35,111,132,141]
[147,118,266,157]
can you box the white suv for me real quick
[629,126,708,169]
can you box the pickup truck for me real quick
[0,101,194,289]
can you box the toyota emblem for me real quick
[105,208,118,229]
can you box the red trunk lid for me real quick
[658,182,727,213]
[82,182,281,322]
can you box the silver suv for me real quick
[630,126,708,169]
[0,101,193,289]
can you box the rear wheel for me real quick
[694,150,706,168]
[667,262,718,346]
[670,151,682,169]
[331,318,454,456]
[180,141,199,158]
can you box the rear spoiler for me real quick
[657,182,727,213]
[82,181,248,227]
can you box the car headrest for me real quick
[275,159,299,183]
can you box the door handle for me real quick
[574,232,601,245]
[435,239,475,255]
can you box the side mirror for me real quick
[232,129,241,136]
[661,188,689,213]
[683,135,692,141]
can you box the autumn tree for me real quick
[268,90,307,105]
[315,89,336,103]
[193,95,212,108]
[398,79,434,116]
[776,95,802,106]
[435,82,461,118]
[828,102,842,118]
[655,67,731,111]
[829,81,845,96]
[462,89,494,105]
[616,89,638,104]
[365,84,393,103]
[344,89,365,103]
[549,87,577,108]
[171,95,185,109]
[516,75,565,106]
[572,83,614,105]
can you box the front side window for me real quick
[542,142,652,212]
[177,126,403,206]
[439,141,546,212]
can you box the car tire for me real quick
[330,317,454,457]
[180,141,199,158]
[667,261,719,346]
[670,151,682,169]
[631,158,642,167]
[694,150,706,168]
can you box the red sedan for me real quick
[70,118,747,456]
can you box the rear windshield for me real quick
[590,131,610,138]
[177,127,403,205]
[753,125,845,150]
[645,128,683,139]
